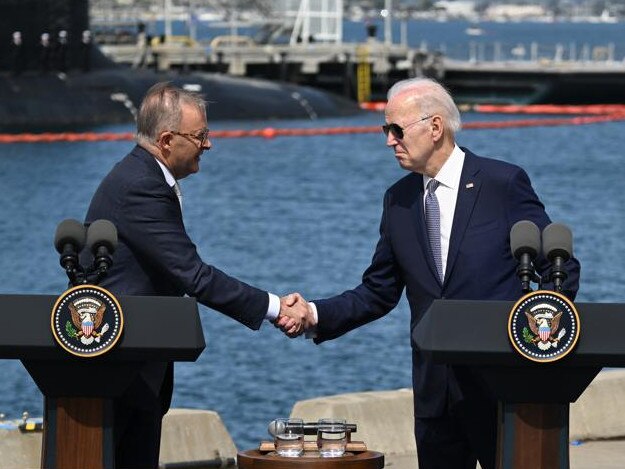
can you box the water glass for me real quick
[274,418,304,457]
[317,418,347,457]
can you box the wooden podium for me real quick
[0,293,205,469]
[412,299,625,469]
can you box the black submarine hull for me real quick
[0,0,361,132]
[0,68,362,132]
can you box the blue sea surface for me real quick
[1,108,625,449]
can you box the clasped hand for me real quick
[275,293,315,338]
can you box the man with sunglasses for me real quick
[84,82,309,468]
[279,78,580,469]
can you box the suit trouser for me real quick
[114,363,173,469]
[415,398,497,469]
[414,366,497,469]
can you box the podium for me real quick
[0,293,205,469]
[412,300,625,469]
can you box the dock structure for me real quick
[100,38,444,101]
[94,0,625,105]
[443,57,625,104]
[98,34,625,105]
[96,0,443,102]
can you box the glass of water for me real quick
[317,418,347,457]
[274,418,304,457]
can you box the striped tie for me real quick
[425,179,443,283]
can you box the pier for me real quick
[90,0,625,105]
[100,38,443,102]
[99,37,625,105]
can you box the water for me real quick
[2,21,625,451]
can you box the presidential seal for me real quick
[508,290,580,363]
[51,285,124,357]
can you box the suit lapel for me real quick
[445,152,482,284]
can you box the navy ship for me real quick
[0,0,361,132]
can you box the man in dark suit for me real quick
[85,82,308,468]
[279,78,580,469]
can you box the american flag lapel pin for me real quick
[466,182,474,189]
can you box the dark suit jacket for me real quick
[314,148,580,418]
[85,145,269,411]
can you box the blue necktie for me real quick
[425,179,443,283]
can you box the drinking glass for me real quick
[317,418,347,457]
[274,418,304,457]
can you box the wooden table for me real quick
[237,450,385,468]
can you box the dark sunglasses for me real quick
[170,128,210,145]
[382,115,432,139]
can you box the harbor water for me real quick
[1,108,625,449]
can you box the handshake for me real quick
[276,293,316,338]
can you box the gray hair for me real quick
[136,82,206,145]
[387,78,461,134]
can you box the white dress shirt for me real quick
[423,144,465,277]
[155,157,280,322]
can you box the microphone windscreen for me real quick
[510,220,540,259]
[542,223,572,261]
[267,420,285,437]
[54,219,86,253]
[86,219,118,254]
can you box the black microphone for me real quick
[267,420,357,437]
[86,219,118,282]
[54,219,86,286]
[510,220,541,293]
[542,223,572,293]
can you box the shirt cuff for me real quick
[305,302,319,339]
[265,293,280,323]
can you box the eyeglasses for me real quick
[170,128,210,146]
[382,115,432,139]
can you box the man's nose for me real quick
[386,132,397,147]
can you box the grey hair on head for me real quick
[136,82,206,145]
[387,78,462,134]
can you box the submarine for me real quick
[0,0,361,132]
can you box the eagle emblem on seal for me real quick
[523,303,566,351]
[67,297,110,345]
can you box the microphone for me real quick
[510,220,541,293]
[268,420,357,437]
[86,219,118,282]
[542,223,573,293]
[54,219,86,285]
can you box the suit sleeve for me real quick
[505,167,581,300]
[119,175,268,330]
[314,191,405,343]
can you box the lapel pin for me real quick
[466,182,474,189]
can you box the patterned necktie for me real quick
[425,179,443,283]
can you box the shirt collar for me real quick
[154,157,177,188]
[423,144,465,191]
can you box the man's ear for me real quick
[431,115,444,143]
[158,131,172,150]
